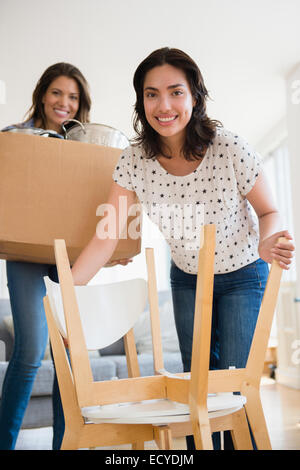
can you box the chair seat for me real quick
[81,393,246,425]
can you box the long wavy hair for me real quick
[132,47,222,160]
[25,62,91,128]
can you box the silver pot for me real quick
[62,119,129,149]
[3,126,63,138]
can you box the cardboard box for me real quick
[0,133,141,265]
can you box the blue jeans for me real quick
[170,258,269,449]
[0,261,65,450]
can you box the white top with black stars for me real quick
[113,127,262,275]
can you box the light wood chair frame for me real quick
[44,226,284,450]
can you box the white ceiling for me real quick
[1,0,300,150]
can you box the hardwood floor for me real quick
[260,376,300,450]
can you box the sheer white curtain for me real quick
[263,140,296,282]
[257,141,296,345]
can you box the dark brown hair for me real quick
[132,47,222,160]
[25,62,91,128]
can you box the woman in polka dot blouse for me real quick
[71,48,294,449]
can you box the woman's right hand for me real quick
[107,258,133,267]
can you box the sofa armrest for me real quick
[0,299,14,361]
[0,340,5,362]
[0,324,13,361]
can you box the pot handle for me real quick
[61,119,86,138]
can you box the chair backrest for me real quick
[44,276,147,350]
[46,226,216,410]
[46,239,167,408]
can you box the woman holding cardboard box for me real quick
[0,62,92,450]
[71,48,295,449]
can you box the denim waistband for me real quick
[170,258,269,292]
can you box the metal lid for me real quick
[3,127,63,138]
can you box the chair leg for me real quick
[154,425,173,450]
[132,441,144,450]
[60,430,80,450]
[230,408,253,450]
[192,413,213,450]
[243,385,272,450]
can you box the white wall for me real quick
[1,0,300,143]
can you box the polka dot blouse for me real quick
[113,127,261,275]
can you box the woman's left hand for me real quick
[258,230,295,269]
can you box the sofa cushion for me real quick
[99,290,179,357]
[0,299,14,361]
[99,337,125,356]
[0,299,11,320]
[133,294,180,354]
[110,352,183,379]
[89,357,117,381]
[21,396,54,429]
[3,314,53,361]
[0,299,51,361]
[0,357,118,398]
[0,360,54,398]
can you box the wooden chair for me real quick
[43,229,213,450]
[44,226,283,449]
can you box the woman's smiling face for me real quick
[143,64,195,147]
[42,75,80,132]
